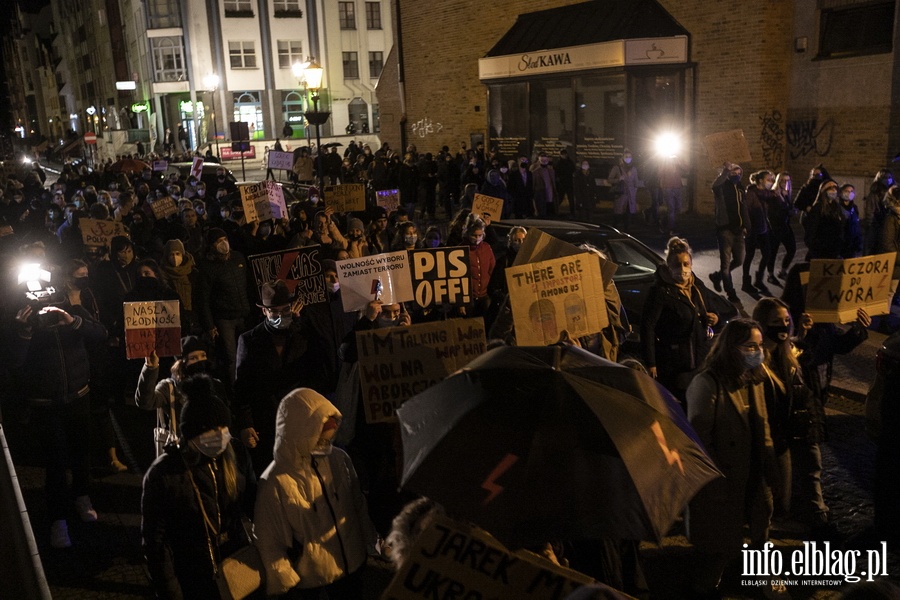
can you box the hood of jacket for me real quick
[273,388,341,467]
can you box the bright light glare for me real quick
[654,132,682,157]
[18,263,49,286]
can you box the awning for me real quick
[479,0,690,80]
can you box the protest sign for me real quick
[335,251,415,312]
[376,188,400,213]
[123,300,181,359]
[149,196,177,219]
[703,129,752,167]
[239,181,287,222]
[471,193,505,221]
[506,253,608,346]
[408,247,471,308]
[325,183,366,213]
[79,218,129,247]
[513,228,617,283]
[152,159,168,171]
[805,253,897,323]
[357,318,486,423]
[383,515,593,600]
[267,150,295,170]
[190,156,203,180]
[248,246,327,306]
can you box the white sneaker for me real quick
[51,519,72,548]
[74,495,98,523]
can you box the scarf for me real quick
[160,253,195,311]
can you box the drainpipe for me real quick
[395,0,407,153]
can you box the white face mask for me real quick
[268,314,292,330]
[329,282,340,293]
[581,163,589,171]
[170,253,183,267]
[764,181,774,190]
[623,157,632,164]
[216,240,229,255]
[192,428,231,457]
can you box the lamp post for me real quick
[293,59,329,199]
[203,73,221,158]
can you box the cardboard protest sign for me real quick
[506,253,608,346]
[239,182,287,222]
[79,218,129,247]
[190,156,203,180]
[266,150,295,170]
[152,159,168,171]
[149,196,177,219]
[514,228,617,283]
[383,515,594,600]
[265,180,288,219]
[123,300,181,359]
[335,251,415,312]
[376,188,400,213]
[357,318,486,423]
[805,253,897,323]
[472,193,505,221]
[324,183,366,213]
[248,246,327,306]
[408,247,471,308]
[703,129,752,167]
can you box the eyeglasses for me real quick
[739,343,762,353]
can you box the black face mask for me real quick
[71,276,89,290]
[183,360,211,377]
[765,324,791,343]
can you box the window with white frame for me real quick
[151,37,186,82]
[147,0,181,28]
[339,2,356,29]
[277,40,303,69]
[368,51,383,78]
[365,2,381,29]
[343,52,359,79]
[224,0,252,15]
[229,41,257,69]
[273,0,302,16]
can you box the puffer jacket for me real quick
[254,389,375,595]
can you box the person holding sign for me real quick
[709,163,749,303]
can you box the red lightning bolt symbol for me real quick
[480,453,519,505]
[275,251,300,294]
[651,421,685,476]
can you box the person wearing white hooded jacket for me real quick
[255,388,376,598]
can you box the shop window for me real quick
[233,91,265,139]
[819,1,894,58]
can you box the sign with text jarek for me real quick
[79,218,129,247]
[471,193,505,221]
[382,515,593,600]
[408,247,471,308]
[506,253,607,346]
[805,253,897,323]
[335,251,415,312]
[149,196,177,219]
[248,246,327,306]
[376,188,400,213]
[357,318,486,423]
[123,300,181,359]
[325,183,366,213]
[266,150,295,170]
[238,181,288,222]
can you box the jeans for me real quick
[790,440,829,524]
[766,225,797,275]
[715,228,745,293]
[742,232,771,280]
[663,187,682,232]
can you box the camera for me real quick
[18,263,59,327]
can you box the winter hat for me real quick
[164,239,185,256]
[322,259,338,275]
[110,235,133,256]
[207,228,227,248]
[347,218,364,233]
[181,335,208,359]
[180,375,231,441]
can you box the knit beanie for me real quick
[180,335,207,359]
[207,227,227,249]
[348,217,364,233]
[179,375,231,440]
[164,238,185,256]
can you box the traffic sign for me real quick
[84,132,97,145]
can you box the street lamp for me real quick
[203,73,221,158]
[293,58,330,197]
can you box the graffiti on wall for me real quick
[786,118,834,160]
[759,110,785,168]
[411,117,443,138]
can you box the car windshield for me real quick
[606,239,660,280]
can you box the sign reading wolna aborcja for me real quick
[123,300,181,359]
[408,247,471,309]
[335,251,415,312]
[382,515,593,600]
[505,253,607,346]
[805,252,897,323]
[248,246,327,306]
[356,318,486,424]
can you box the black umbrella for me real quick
[321,142,344,148]
[397,345,721,548]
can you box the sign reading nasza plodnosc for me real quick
[123,300,181,359]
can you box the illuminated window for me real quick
[366,2,381,29]
[342,51,359,79]
[277,40,303,69]
[339,2,355,29]
[151,37,186,82]
[229,41,257,69]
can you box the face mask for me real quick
[826,190,838,201]
[183,359,211,376]
[509,240,522,252]
[309,196,319,205]
[259,226,271,237]
[71,276,89,290]
[425,238,440,248]
[842,191,855,202]
[623,157,632,164]
[197,190,206,198]
[377,315,399,328]
[540,159,549,167]
[730,174,742,184]
[672,268,691,281]
[217,176,226,182]
[764,181,774,190]
[581,163,589,171]
[215,240,229,255]
[268,314,292,330]
[170,254,183,267]
[499,167,508,174]
[743,351,764,370]
[404,235,418,246]
[328,282,340,293]
[520,161,528,168]
[765,324,791,343]
[193,428,231,458]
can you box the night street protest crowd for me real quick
[0,139,899,599]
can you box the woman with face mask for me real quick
[390,221,422,251]
[608,149,639,231]
[685,318,776,597]
[573,159,599,222]
[159,239,197,334]
[141,375,255,599]
[765,172,797,281]
[740,170,775,296]
[805,179,846,259]
[838,183,863,258]
[641,237,719,406]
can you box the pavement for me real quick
[4,197,900,598]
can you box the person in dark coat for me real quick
[839,183,863,259]
[573,160,599,222]
[555,148,576,215]
[642,237,720,404]
[508,157,534,218]
[804,179,845,260]
[234,280,328,476]
[141,375,255,599]
[794,164,829,241]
